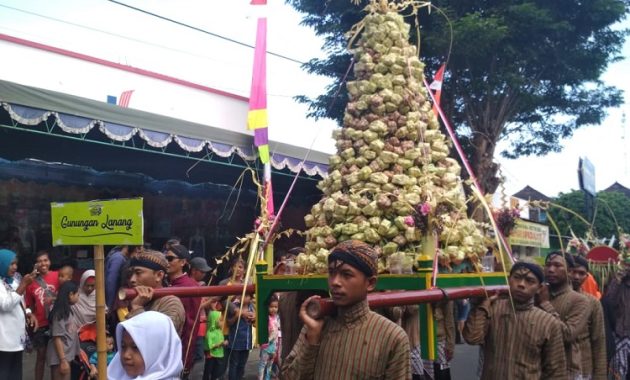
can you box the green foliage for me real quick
[549,190,630,239]
[286,0,628,168]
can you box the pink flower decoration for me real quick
[404,216,415,227]
[420,202,431,216]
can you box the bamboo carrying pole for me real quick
[306,285,509,319]
[94,245,107,380]
[120,283,508,319]
[119,284,256,301]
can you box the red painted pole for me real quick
[307,285,509,319]
[120,284,508,318]
[119,284,256,301]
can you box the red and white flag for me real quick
[118,90,134,108]
[429,64,445,117]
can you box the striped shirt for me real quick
[463,297,567,379]
[281,299,411,380]
[539,285,590,378]
[576,292,607,379]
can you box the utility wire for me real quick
[105,0,348,77]
[0,1,310,67]
[0,3,238,63]
[107,0,305,65]
[0,2,334,96]
[1,1,346,79]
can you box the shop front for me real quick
[0,79,327,273]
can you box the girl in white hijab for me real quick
[108,311,183,380]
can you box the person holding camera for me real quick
[25,250,59,380]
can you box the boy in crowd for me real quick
[281,240,410,379]
[539,252,590,378]
[464,261,567,379]
[570,255,606,379]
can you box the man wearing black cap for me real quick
[281,240,410,379]
[540,252,590,379]
[189,257,212,284]
[570,255,607,379]
[464,261,567,379]
[164,244,201,378]
[188,256,212,375]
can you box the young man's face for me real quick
[544,255,569,286]
[165,250,186,276]
[570,265,589,290]
[129,267,163,288]
[327,261,376,307]
[508,268,541,304]
[36,254,51,274]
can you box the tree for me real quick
[287,0,628,194]
[549,190,630,240]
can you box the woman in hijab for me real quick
[72,270,98,357]
[0,248,35,379]
[108,311,183,380]
[73,270,96,327]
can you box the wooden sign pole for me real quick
[50,198,144,379]
[94,245,107,379]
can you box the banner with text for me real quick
[51,198,143,246]
[509,219,550,248]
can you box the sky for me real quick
[0,0,629,199]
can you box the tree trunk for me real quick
[469,133,500,221]
[470,133,500,195]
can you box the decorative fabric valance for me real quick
[0,79,329,178]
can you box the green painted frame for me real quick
[254,261,507,360]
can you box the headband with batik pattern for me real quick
[328,240,378,277]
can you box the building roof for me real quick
[0,79,329,177]
[603,182,630,197]
[512,185,551,202]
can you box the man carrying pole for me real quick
[281,240,410,379]
[464,261,567,379]
[539,252,590,379]
[570,255,606,379]
[126,249,185,335]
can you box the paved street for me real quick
[23,343,479,379]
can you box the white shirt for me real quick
[0,278,27,352]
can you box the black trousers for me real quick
[227,349,250,380]
[0,350,23,380]
[433,362,452,380]
[203,357,224,380]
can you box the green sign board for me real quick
[51,198,144,246]
[509,219,550,249]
